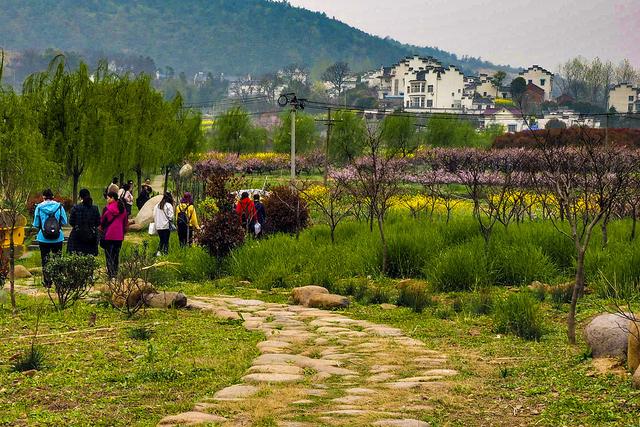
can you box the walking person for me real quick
[253,193,266,236]
[32,189,68,287]
[104,177,119,199]
[118,183,134,216]
[153,192,174,256]
[100,192,128,279]
[67,189,101,256]
[235,192,257,233]
[176,192,199,247]
[136,179,152,210]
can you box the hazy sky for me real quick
[287,0,640,70]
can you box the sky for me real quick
[287,0,640,70]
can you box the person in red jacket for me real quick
[101,192,128,279]
[235,191,257,232]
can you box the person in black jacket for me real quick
[67,189,101,256]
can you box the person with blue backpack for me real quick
[32,189,68,287]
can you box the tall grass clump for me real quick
[11,346,46,372]
[396,280,434,313]
[428,237,492,291]
[465,287,494,315]
[384,227,443,278]
[491,242,557,286]
[493,293,545,341]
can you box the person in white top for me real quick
[118,183,134,216]
[153,192,175,255]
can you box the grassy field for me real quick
[0,295,261,426]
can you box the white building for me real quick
[378,55,442,100]
[481,107,526,133]
[474,74,499,98]
[519,65,554,102]
[608,83,639,113]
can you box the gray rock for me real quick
[213,384,259,401]
[143,291,187,309]
[307,293,350,310]
[13,265,32,279]
[291,285,329,306]
[585,313,634,359]
[129,195,163,231]
[179,163,194,178]
[242,373,303,383]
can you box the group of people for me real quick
[32,182,265,285]
[236,192,266,236]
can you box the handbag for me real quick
[148,222,157,235]
[254,222,262,235]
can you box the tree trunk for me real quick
[567,249,586,345]
[330,224,336,245]
[72,172,80,203]
[163,167,170,194]
[632,205,637,241]
[9,234,16,312]
[377,213,388,274]
[601,220,609,248]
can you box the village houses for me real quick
[608,83,639,113]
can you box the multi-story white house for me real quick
[474,74,499,99]
[519,66,554,102]
[378,55,442,101]
[608,83,639,113]
[481,107,526,133]
[404,65,466,111]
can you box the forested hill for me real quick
[0,0,512,76]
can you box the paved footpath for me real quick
[158,296,459,427]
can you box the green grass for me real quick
[0,295,261,426]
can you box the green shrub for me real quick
[428,238,492,292]
[494,293,545,341]
[11,346,46,372]
[396,280,433,313]
[43,254,99,310]
[366,285,392,304]
[549,283,574,307]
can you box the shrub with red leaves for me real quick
[493,128,640,149]
[199,210,245,259]
[27,194,74,216]
[263,186,309,235]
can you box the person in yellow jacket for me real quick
[176,192,199,247]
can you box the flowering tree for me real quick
[295,181,354,244]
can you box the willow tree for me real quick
[211,106,263,154]
[0,55,51,311]
[381,113,419,156]
[23,57,104,201]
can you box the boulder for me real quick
[179,163,194,179]
[110,279,155,309]
[13,265,32,279]
[143,291,187,309]
[633,365,640,389]
[307,293,350,310]
[128,195,163,231]
[291,286,329,306]
[628,320,640,372]
[585,313,633,359]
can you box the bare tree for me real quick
[322,62,351,98]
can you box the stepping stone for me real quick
[324,409,372,416]
[373,419,430,427]
[384,382,425,390]
[369,373,396,382]
[370,365,399,373]
[242,373,303,383]
[248,365,304,375]
[315,338,330,345]
[292,399,314,405]
[316,326,351,334]
[158,411,226,426]
[323,353,357,361]
[243,321,264,330]
[422,369,458,377]
[257,340,292,353]
[332,395,367,404]
[213,384,259,401]
[227,298,265,307]
[345,387,376,395]
[414,357,447,366]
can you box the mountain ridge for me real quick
[0,0,516,76]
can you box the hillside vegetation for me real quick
[0,0,511,75]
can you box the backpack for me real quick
[42,205,62,240]
[177,205,191,228]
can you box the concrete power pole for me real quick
[290,107,296,182]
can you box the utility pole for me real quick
[278,93,306,183]
[316,111,342,186]
[290,107,296,181]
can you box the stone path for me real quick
[158,296,459,426]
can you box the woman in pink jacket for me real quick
[101,191,128,279]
